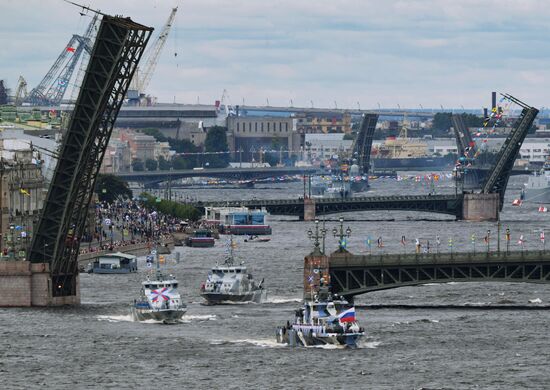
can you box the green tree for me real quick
[172,155,196,170]
[432,112,453,131]
[158,156,171,170]
[140,128,167,142]
[204,126,229,168]
[145,158,158,171]
[170,138,198,154]
[139,193,201,221]
[132,159,145,171]
[95,174,133,203]
[139,128,198,154]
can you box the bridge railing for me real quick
[329,250,550,267]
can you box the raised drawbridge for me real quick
[28,11,153,301]
[349,113,379,174]
[480,94,538,209]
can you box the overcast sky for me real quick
[1,0,550,109]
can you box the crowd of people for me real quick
[78,199,184,255]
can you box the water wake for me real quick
[264,297,302,304]
[96,314,216,324]
[210,339,285,348]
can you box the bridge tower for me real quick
[26,13,153,305]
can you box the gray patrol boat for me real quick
[200,238,265,304]
[132,247,187,324]
[522,159,550,204]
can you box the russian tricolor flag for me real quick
[339,307,356,323]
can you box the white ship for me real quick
[131,248,187,324]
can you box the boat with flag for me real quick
[131,247,187,324]
[199,238,266,304]
[276,217,365,348]
[276,285,364,348]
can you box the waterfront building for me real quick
[294,111,352,134]
[227,116,300,161]
[0,139,46,256]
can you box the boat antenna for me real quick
[225,236,235,265]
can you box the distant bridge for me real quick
[193,194,464,219]
[115,166,322,184]
[329,250,550,297]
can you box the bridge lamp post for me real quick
[332,216,351,252]
[505,228,510,253]
[307,219,327,255]
[486,229,491,253]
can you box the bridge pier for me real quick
[303,247,329,299]
[0,261,80,307]
[462,193,499,221]
[303,198,316,221]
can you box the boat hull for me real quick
[276,327,363,348]
[372,156,453,170]
[185,238,215,247]
[131,306,187,324]
[524,188,550,203]
[220,225,272,235]
[200,290,264,304]
[90,267,136,274]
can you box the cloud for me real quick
[1,0,550,108]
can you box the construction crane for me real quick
[14,76,28,106]
[68,14,100,103]
[128,7,177,101]
[26,14,99,106]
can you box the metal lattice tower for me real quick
[481,94,538,208]
[28,14,153,297]
[350,113,379,174]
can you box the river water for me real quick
[1,173,549,389]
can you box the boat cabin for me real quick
[90,252,137,274]
[203,206,271,235]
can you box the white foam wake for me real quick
[97,314,136,323]
[264,297,302,304]
[357,340,382,349]
[96,314,216,324]
[210,339,285,348]
[181,314,217,322]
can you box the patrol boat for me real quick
[132,248,187,324]
[200,238,265,304]
[276,217,365,348]
[276,287,364,348]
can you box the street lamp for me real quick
[486,229,491,253]
[307,219,327,254]
[9,224,15,259]
[332,216,351,252]
[505,228,510,253]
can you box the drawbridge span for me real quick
[28,13,153,301]
[329,250,550,297]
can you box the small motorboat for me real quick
[244,235,271,243]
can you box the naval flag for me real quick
[338,307,356,323]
